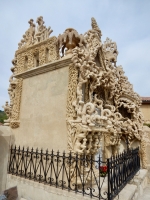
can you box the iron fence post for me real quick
[107,158,111,200]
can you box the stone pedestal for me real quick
[0,126,12,192]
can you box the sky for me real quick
[0,0,150,110]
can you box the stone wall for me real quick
[140,104,150,124]
[0,126,12,193]
[11,57,71,152]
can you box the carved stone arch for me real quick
[118,105,132,119]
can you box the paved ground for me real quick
[142,184,150,200]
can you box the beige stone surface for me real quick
[140,104,150,124]
[6,174,91,200]
[6,170,148,200]
[0,126,12,192]
[11,64,69,152]
[143,126,150,165]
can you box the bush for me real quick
[0,110,8,123]
[143,123,150,128]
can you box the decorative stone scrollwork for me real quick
[16,36,59,74]
[66,64,78,120]
[3,76,22,128]
[18,16,53,49]
[2,16,60,129]
[66,17,148,168]
[85,17,102,59]
[2,15,148,168]
[103,37,118,66]
[10,78,23,128]
[57,28,86,57]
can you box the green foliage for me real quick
[0,110,8,123]
[143,123,150,128]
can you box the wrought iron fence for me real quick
[107,147,140,199]
[8,146,140,200]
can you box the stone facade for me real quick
[140,97,150,124]
[2,16,150,170]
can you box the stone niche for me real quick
[2,16,150,168]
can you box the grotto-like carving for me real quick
[66,17,148,168]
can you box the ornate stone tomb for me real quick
[3,16,150,168]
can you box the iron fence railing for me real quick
[107,147,140,199]
[8,146,140,200]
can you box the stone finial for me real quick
[18,18,35,49]
[57,28,86,57]
[18,16,53,49]
[34,16,53,43]
[91,17,102,38]
[103,37,118,66]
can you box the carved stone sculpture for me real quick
[65,17,148,168]
[57,28,86,56]
[18,16,53,49]
[34,16,53,43]
[2,16,148,169]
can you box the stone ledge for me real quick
[114,169,148,200]
[14,56,72,79]
[0,126,12,137]
[6,170,149,200]
[114,184,137,200]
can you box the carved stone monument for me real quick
[2,16,150,169]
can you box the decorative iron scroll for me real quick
[8,146,140,200]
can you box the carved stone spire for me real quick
[91,17,102,38]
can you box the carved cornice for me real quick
[14,56,72,79]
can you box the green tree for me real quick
[0,110,8,123]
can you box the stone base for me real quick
[0,126,12,193]
[114,169,148,200]
[6,169,148,200]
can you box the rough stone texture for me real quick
[142,184,150,200]
[143,126,150,165]
[114,184,137,200]
[11,60,69,151]
[114,169,148,200]
[0,126,12,193]
[140,104,150,124]
[6,174,93,200]
[6,170,148,200]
